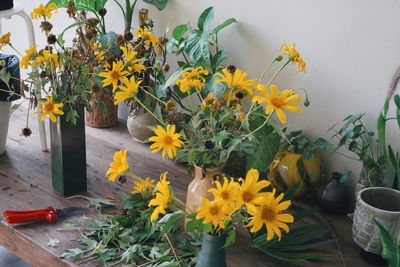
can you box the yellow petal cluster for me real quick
[21,45,37,69]
[120,44,145,73]
[135,27,158,47]
[149,172,172,222]
[215,67,256,104]
[0,32,11,50]
[106,149,130,182]
[31,3,58,20]
[247,189,294,240]
[252,84,302,124]
[281,43,306,72]
[176,66,209,93]
[35,96,64,123]
[132,177,155,195]
[32,49,61,70]
[196,198,231,229]
[114,76,142,105]
[98,60,129,92]
[149,124,184,159]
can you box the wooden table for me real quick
[0,108,377,267]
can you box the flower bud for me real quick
[163,64,170,72]
[276,55,283,62]
[204,140,215,149]
[116,34,124,45]
[124,31,133,41]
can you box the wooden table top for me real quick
[0,108,377,267]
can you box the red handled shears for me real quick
[3,206,89,224]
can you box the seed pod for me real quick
[124,31,133,41]
[21,128,32,137]
[98,8,107,17]
[162,64,170,72]
[116,34,124,45]
[47,34,57,45]
[204,140,215,149]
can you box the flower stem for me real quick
[242,111,274,140]
[134,97,165,125]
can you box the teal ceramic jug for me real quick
[196,233,227,267]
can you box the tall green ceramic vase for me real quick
[50,106,87,196]
[195,233,227,267]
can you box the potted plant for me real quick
[3,3,106,195]
[329,113,387,195]
[0,52,21,156]
[269,130,329,198]
[0,0,13,11]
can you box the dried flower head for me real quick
[86,18,99,27]
[139,9,149,25]
[40,21,53,32]
[162,64,170,73]
[47,34,57,45]
[227,65,237,74]
[67,1,76,17]
[116,34,124,45]
[124,31,133,41]
[98,8,107,17]
[21,128,32,137]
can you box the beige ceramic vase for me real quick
[186,166,223,214]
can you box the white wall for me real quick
[4,0,400,185]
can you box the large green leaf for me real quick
[213,18,238,34]
[374,218,400,267]
[185,31,211,63]
[197,7,214,32]
[143,0,169,11]
[47,0,107,11]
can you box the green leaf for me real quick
[47,0,107,11]
[172,24,189,40]
[223,229,236,248]
[185,31,211,63]
[66,110,79,125]
[143,0,169,11]
[213,18,238,34]
[377,113,388,162]
[374,218,400,267]
[246,130,280,172]
[197,7,214,32]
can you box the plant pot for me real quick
[318,172,352,214]
[352,187,400,256]
[195,233,227,267]
[269,151,323,198]
[85,88,118,128]
[0,0,13,11]
[50,106,87,196]
[0,101,11,156]
[126,107,158,143]
[354,182,366,199]
[186,166,223,215]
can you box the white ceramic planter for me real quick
[126,109,158,143]
[352,187,400,254]
[0,101,12,156]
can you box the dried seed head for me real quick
[162,64,170,73]
[118,175,127,184]
[124,31,133,41]
[85,28,97,40]
[98,8,107,17]
[67,2,76,17]
[235,92,244,99]
[139,9,149,25]
[227,65,236,74]
[86,18,99,27]
[91,84,100,93]
[204,140,215,149]
[47,34,57,45]
[40,21,53,32]
[21,128,32,137]
[40,71,47,79]
[116,34,124,45]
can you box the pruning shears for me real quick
[3,206,89,224]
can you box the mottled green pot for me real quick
[196,233,227,267]
[50,106,87,196]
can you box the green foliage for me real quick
[330,113,386,187]
[374,218,400,267]
[143,0,169,11]
[62,193,197,266]
[47,0,107,11]
[282,130,331,160]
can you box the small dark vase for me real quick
[196,233,227,267]
[50,106,87,196]
[318,172,352,214]
[0,0,13,11]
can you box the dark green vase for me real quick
[0,0,13,11]
[50,106,87,196]
[196,233,227,267]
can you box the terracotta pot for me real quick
[126,108,158,143]
[0,101,11,156]
[195,233,227,267]
[186,166,223,214]
[85,88,118,128]
[352,187,400,254]
[269,151,323,198]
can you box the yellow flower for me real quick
[149,172,172,222]
[0,32,11,50]
[31,3,58,20]
[98,60,129,92]
[114,76,142,105]
[135,27,158,47]
[246,189,294,240]
[32,49,61,70]
[281,43,306,72]
[209,177,241,214]
[35,96,64,123]
[132,177,155,195]
[196,198,231,229]
[176,66,208,94]
[120,44,145,73]
[215,67,256,104]
[21,45,37,69]
[252,84,302,124]
[92,41,105,63]
[106,149,129,182]
[164,99,176,112]
[149,124,184,159]
[239,169,270,210]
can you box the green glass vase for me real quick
[50,105,87,196]
[196,233,227,267]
